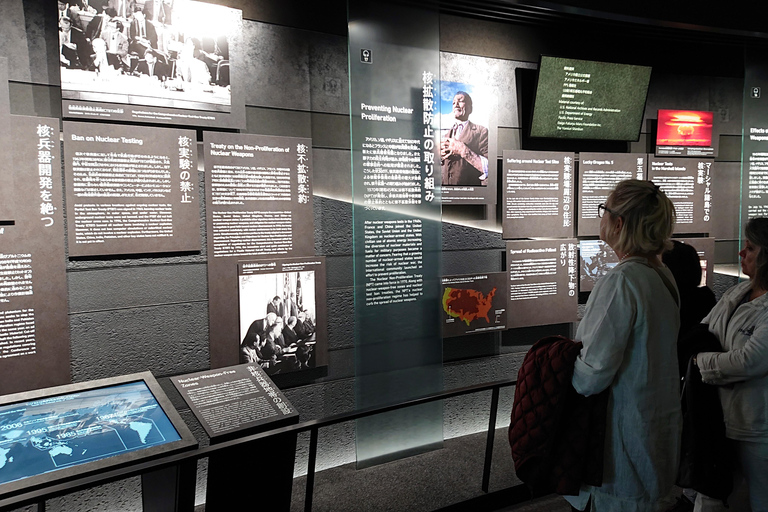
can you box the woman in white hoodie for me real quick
[694,217,768,512]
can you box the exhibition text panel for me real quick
[506,239,578,328]
[502,150,576,239]
[63,121,200,257]
[0,117,69,394]
[577,153,646,237]
[204,132,316,369]
[647,156,712,234]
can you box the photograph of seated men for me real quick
[239,274,318,376]
[440,90,489,187]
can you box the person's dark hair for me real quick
[105,7,117,17]
[454,90,473,109]
[272,295,281,302]
[662,240,702,290]
[745,217,768,290]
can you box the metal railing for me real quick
[0,378,518,512]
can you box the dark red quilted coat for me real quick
[508,335,608,496]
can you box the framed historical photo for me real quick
[59,0,244,129]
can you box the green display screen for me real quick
[530,56,651,141]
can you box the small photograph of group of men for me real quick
[57,0,236,112]
[239,271,318,376]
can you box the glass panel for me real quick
[348,0,443,467]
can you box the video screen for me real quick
[0,381,181,486]
[530,56,651,141]
[656,110,713,147]
[579,239,619,292]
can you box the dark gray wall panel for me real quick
[442,249,503,275]
[312,113,351,150]
[498,127,522,155]
[68,264,208,313]
[442,354,523,437]
[3,0,58,85]
[442,223,505,251]
[327,288,354,351]
[326,256,354,288]
[710,76,744,137]
[440,15,545,63]
[8,82,60,118]
[440,53,536,129]
[70,303,210,382]
[313,148,352,200]
[309,32,350,115]
[241,21,310,110]
[323,346,354,380]
[645,74,711,127]
[315,196,353,256]
[245,106,312,137]
[710,161,741,241]
[718,135,742,163]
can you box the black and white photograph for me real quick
[238,260,325,376]
[58,0,238,115]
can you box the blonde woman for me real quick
[566,180,682,512]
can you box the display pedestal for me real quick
[170,364,301,511]
[205,426,298,510]
[141,461,197,512]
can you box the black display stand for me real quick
[170,364,300,511]
[142,461,197,512]
[205,425,298,510]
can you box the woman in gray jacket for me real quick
[694,217,768,511]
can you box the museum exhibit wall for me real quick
[0,0,748,508]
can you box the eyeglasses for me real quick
[597,203,619,218]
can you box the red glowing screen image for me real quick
[656,109,713,147]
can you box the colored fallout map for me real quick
[442,287,497,326]
[0,381,180,486]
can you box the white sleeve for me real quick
[573,271,635,396]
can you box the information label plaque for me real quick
[171,364,298,439]
[0,116,69,394]
[502,150,576,239]
[507,239,578,328]
[648,156,713,234]
[63,121,200,257]
[578,153,646,236]
[441,272,507,337]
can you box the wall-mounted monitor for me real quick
[655,109,715,157]
[0,372,196,498]
[529,56,651,141]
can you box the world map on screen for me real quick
[0,381,180,486]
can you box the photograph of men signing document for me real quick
[440,83,489,187]
[239,271,317,376]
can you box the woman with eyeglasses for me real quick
[565,180,682,512]
[689,217,768,512]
